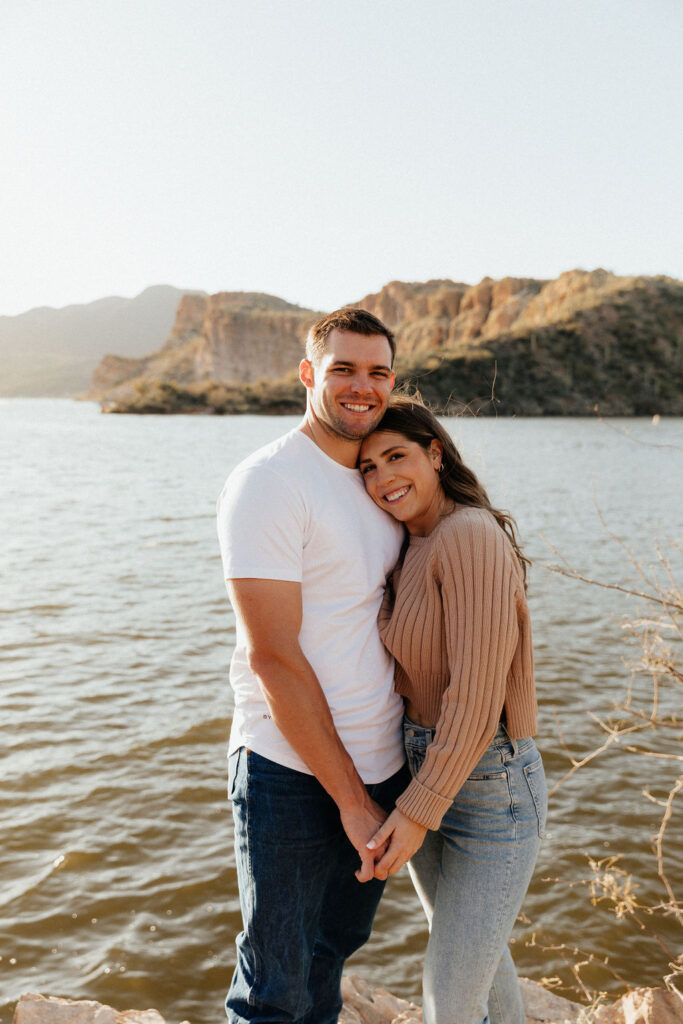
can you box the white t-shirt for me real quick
[216,428,405,783]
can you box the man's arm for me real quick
[228,577,388,881]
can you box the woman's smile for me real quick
[383,484,411,503]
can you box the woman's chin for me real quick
[383,504,409,524]
[373,498,400,520]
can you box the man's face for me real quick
[300,329,395,441]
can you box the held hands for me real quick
[366,808,428,880]
[339,797,390,883]
[340,799,428,884]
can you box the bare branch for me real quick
[526,931,632,999]
[489,360,498,404]
[540,561,682,611]
[623,746,683,762]
[538,487,682,996]
[654,776,683,926]
[593,410,683,453]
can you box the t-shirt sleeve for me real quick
[396,511,523,829]
[216,463,306,583]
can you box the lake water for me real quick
[1,400,681,1024]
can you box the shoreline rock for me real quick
[12,976,682,1024]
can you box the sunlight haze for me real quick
[2,0,681,316]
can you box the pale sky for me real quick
[2,0,681,317]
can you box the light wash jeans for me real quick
[404,719,547,1024]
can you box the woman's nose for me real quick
[376,462,394,486]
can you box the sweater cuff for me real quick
[505,679,538,739]
[396,777,453,831]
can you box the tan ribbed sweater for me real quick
[378,505,537,830]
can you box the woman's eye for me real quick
[388,453,403,462]
[361,465,375,475]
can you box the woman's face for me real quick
[359,430,445,536]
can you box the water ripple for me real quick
[1,402,681,1024]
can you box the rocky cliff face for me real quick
[91,271,683,416]
[356,269,679,353]
[403,270,683,415]
[357,275,559,350]
[89,292,320,404]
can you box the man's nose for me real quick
[349,372,372,393]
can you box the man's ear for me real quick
[299,358,314,388]
[389,371,395,390]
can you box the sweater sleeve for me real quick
[395,510,523,830]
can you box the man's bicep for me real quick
[227,578,303,650]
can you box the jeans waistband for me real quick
[403,716,528,758]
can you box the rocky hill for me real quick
[90,291,320,409]
[90,270,683,416]
[0,286,200,397]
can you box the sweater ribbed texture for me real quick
[379,506,538,830]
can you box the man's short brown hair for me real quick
[306,308,396,365]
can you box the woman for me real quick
[359,395,547,1024]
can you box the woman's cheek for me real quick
[363,474,376,500]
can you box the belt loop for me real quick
[501,720,518,759]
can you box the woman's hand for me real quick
[339,797,390,883]
[366,808,428,880]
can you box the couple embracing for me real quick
[217,308,547,1024]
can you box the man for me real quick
[216,308,409,1024]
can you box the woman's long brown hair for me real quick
[371,394,530,586]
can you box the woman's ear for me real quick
[429,439,443,469]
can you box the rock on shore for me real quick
[12,976,683,1024]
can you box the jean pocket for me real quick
[404,744,426,778]
[404,736,428,753]
[523,756,548,839]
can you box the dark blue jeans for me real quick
[226,747,410,1024]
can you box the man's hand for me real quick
[228,578,391,877]
[340,796,389,883]
[366,808,428,880]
